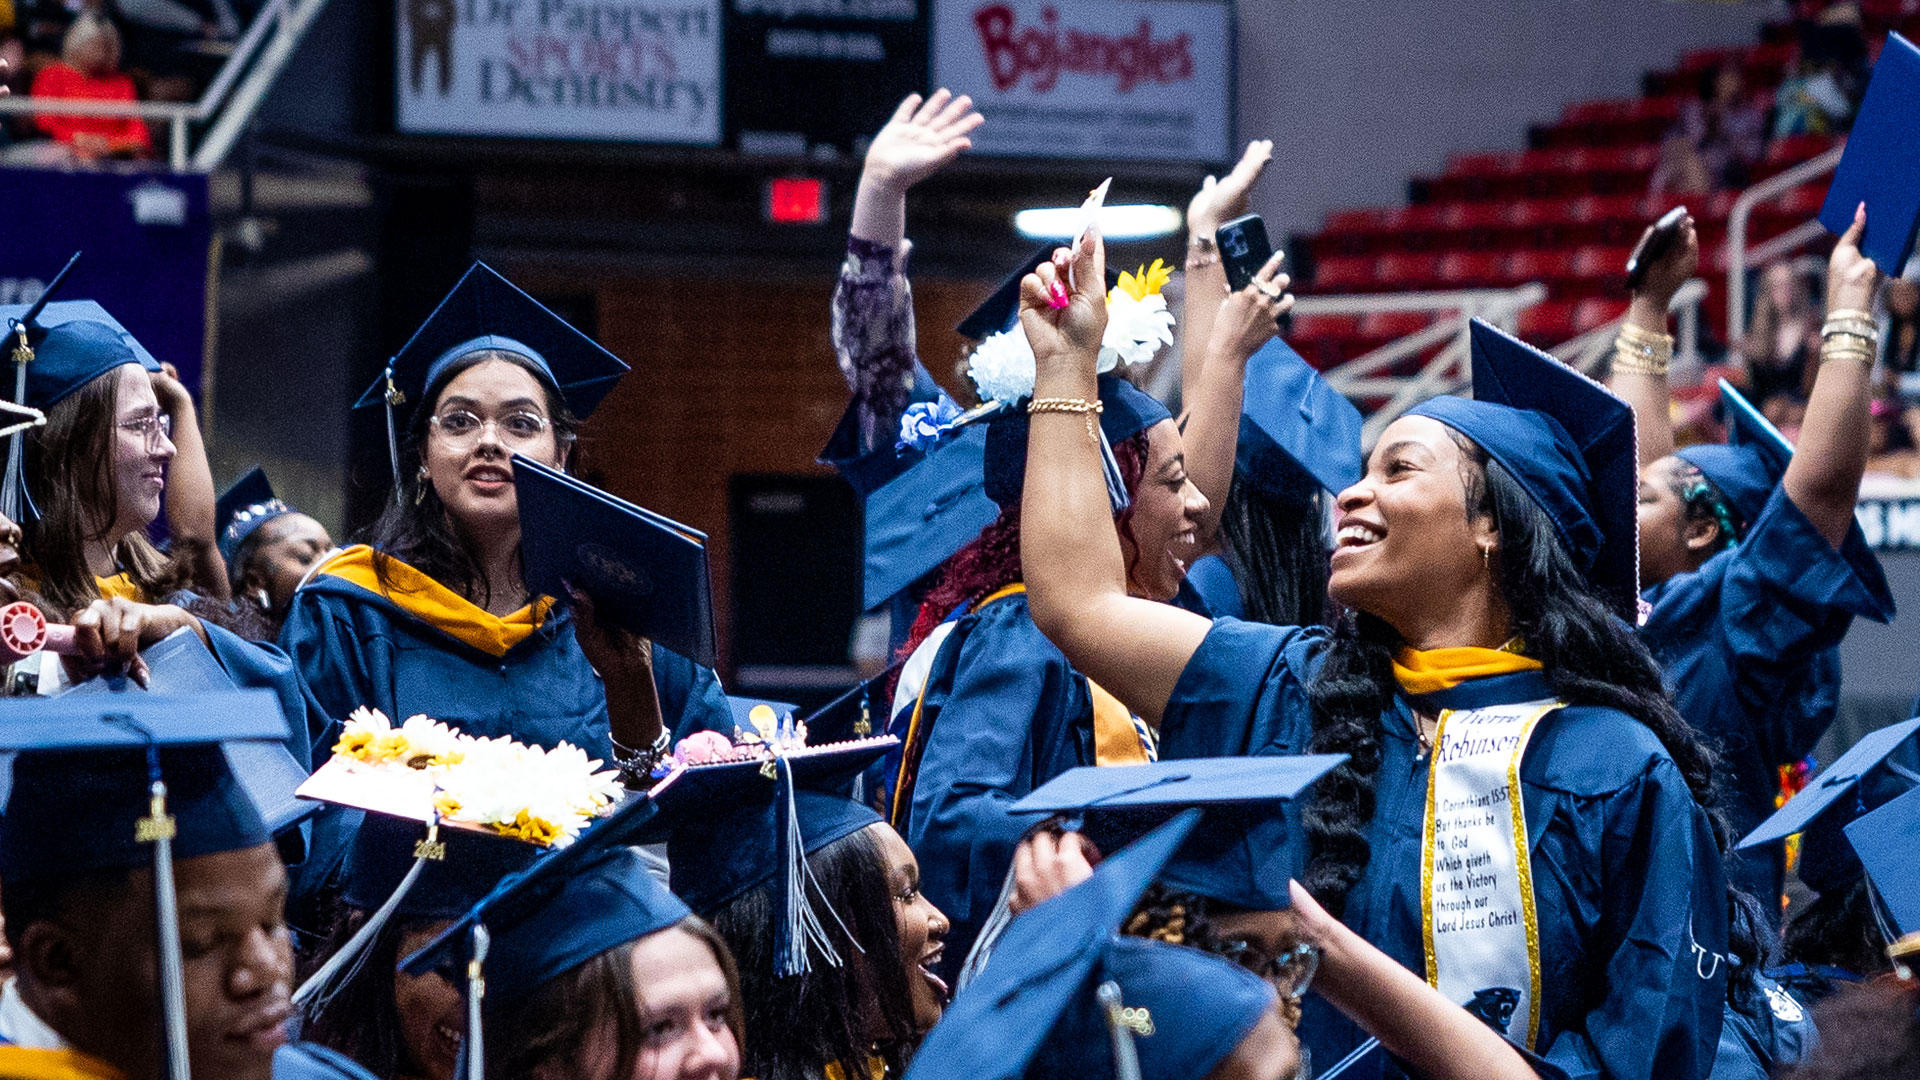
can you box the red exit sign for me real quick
[765,177,826,225]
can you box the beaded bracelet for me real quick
[1029,397,1104,442]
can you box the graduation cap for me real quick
[863,424,999,611]
[0,692,290,1079]
[907,810,1281,1080]
[216,467,300,565]
[355,263,630,497]
[1238,339,1364,498]
[802,662,901,746]
[955,244,1066,342]
[273,1042,383,1080]
[1818,32,1920,272]
[1844,784,1920,941]
[636,737,895,976]
[983,374,1171,507]
[511,453,716,668]
[1739,716,1920,892]
[1010,755,1348,912]
[726,695,798,736]
[818,362,952,499]
[1408,319,1640,620]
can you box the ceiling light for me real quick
[1014,204,1184,241]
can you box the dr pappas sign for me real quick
[932,0,1230,161]
[397,0,723,144]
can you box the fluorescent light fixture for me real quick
[1014,203,1184,241]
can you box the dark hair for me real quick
[1780,979,1920,1080]
[1217,467,1331,627]
[896,431,1149,667]
[364,350,579,608]
[709,826,916,1080]
[1123,881,1242,951]
[1,865,137,952]
[1299,434,1723,919]
[23,370,181,616]
[299,907,419,1078]
[492,916,743,1080]
[1783,877,1893,978]
[1669,460,1743,556]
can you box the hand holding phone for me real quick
[1624,206,1691,293]
[1217,213,1275,293]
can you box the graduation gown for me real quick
[898,591,1101,979]
[1640,485,1894,903]
[1160,619,1729,1080]
[280,546,731,762]
[1183,553,1243,620]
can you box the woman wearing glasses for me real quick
[280,265,730,778]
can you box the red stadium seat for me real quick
[1314,255,1379,293]
[1435,251,1505,287]
[1376,252,1441,289]
[1572,298,1627,333]
[1289,313,1363,340]
[1356,311,1433,339]
[1518,300,1578,343]
[1506,249,1579,286]
[1325,208,1390,235]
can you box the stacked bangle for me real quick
[1612,323,1674,377]
[1029,396,1104,442]
[611,727,673,789]
[1820,307,1879,365]
[1185,235,1219,272]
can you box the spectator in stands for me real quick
[1864,395,1920,479]
[1775,2,1868,137]
[1650,63,1767,198]
[1881,276,1919,394]
[1742,260,1822,406]
[27,10,152,162]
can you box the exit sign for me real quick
[765,177,827,225]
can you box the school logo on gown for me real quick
[578,542,652,597]
[1463,987,1521,1033]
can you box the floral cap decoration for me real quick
[965,258,1177,409]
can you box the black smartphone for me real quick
[1217,213,1275,292]
[1624,205,1689,292]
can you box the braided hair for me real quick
[1672,460,1744,555]
[1299,432,1725,918]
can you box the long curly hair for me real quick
[895,431,1149,666]
[1299,432,1723,918]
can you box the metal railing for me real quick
[1725,144,1845,342]
[0,0,329,171]
[1553,277,1709,375]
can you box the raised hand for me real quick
[1629,213,1699,310]
[1209,250,1293,363]
[1188,139,1273,237]
[863,89,985,194]
[1019,229,1109,376]
[1827,202,1882,314]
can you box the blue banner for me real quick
[0,168,212,395]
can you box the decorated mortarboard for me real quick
[727,695,798,736]
[1737,716,1920,851]
[512,454,716,668]
[955,244,1069,342]
[0,691,288,1080]
[902,810,1200,1080]
[1409,319,1640,620]
[355,263,630,497]
[863,423,999,610]
[633,728,897,975]
[1818,32,1920,272]
[1844,784,1920,940]
[291,706,624,1009]
[802,661,902,745]
[1238,339,1364,497]
[1009,755,1347,912]
[216,467,299,565]
[273,1042,384,1080]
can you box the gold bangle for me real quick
[1823,323,1879,343]
[1616,322,1674,346]
[1824,308,1874,324]
[1028,396,1104,442]
[1612,352,1670,378]
[1819,340,1875,365]
[1822,331,1878,353]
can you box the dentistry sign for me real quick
[930,0,1231,162]
[396,0,723,144]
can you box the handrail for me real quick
[1725,144,1844,342]
[1552,278,1708,375]
[0,0,312,171]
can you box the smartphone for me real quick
[1624,205,1689,291]
[1217,213,1275,292]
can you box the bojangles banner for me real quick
[931,0,1231,162]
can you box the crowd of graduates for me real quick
[0,63,1916,1080]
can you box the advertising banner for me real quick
[931,0,1231,162]
[726,0,928,156]
[397,0,724,144]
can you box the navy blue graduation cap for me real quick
[1844,784,1920,940]
[512,453,716,668]
[217,467,299,565]
[355,263,630,497]
[638,738,894,975]
[1738,715,1920,863]
[726,695,797,737]
[984,374,1171,507]
[1239,339,1364,498]
[818,362,951,498]
[864,423,999,610]
[0,691,289,1078]
[274,1042,383,1080]
[2,299,163,414]
[803,662,901,745]
[1409,319,1640,620]
[903,810,1201,1080]
[341,812,543,921]
[956,244,1065,342]
[1010,755,1347,911]
[1818,32,1920,272]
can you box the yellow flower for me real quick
[1114,259,1173,303]
[497,809,563,846]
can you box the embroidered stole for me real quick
[1420,697,1559,1050]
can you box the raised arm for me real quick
[1180,140,1273,405]
[152,365,228,600]
[1019,231,1212,724]
[1785,203,1881,548]
[1183,253,1290,542]
[1609,214,1698,470]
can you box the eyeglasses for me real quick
[1217,938,1320,1004]
[118,412,173,447]
[429,409,553,447]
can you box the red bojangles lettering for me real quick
[973,4,1193,93]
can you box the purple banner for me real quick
[0,168,212,395]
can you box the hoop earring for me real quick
[415,467,431,506]
[1481,546,1492,571]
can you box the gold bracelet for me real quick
[1822,331,1878,352]
[1612,348,1670,378]
[1612,328,1672,376]
[1028,396,1104,442]
[1819,338,1875,365]
[1822,320,1879,342]
[1616,322,1674,346]
[1824,308,1874,324]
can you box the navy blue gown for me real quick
[1160,619,1729,1080]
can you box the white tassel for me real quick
[776,756,848,976]
[466,925,489,1080]
[293,854,430,1010]
[955,858,1021,992]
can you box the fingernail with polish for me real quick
[1048,282,1070,309]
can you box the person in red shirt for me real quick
[30,12,152,161]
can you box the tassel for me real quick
[1097,981,1143,1080]
[2,357,27,525]
[295,815,447,1011]
[465,925,489,1080]
[383,364,405,505]
[955,857,1021,992]
[774,755,850,977]
[1097,424,1130,513]
[137,746,191,1080]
